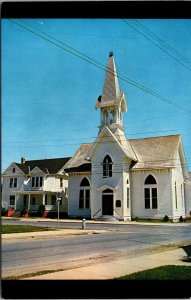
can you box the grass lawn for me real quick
[116,265,191,280]
[2,224,55,234]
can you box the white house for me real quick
[2,157,71,216]
[65,52,191,221]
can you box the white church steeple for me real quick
[96,52,127,133]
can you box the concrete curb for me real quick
[2,216,191,226]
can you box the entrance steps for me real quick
[94,215,119,221]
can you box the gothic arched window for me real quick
[103,155,113,178]
[79,177,90,210]
[144,175,158,209]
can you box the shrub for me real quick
[164,215,169,222]
[37,204,45,217]
[28,211,38,217]
[1,207,8,216]
[179,216,184,222]
[20,207,28,217]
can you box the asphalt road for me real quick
[2,220,191,278]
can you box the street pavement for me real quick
[2,217,191,280]
[25,247,191,280]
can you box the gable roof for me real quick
[85,126,137,161]
[15,157,71,175]
[64,144,92,173]
[129,134,184,170]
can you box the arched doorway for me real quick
[102,189,113,215]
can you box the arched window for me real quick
[80,177,90,187]
[144,175,158,209]
[145,175,157,185]
[103,155,113,178]
[79,178,90,210]
[127,178,130,209]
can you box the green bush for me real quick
[1,207,8,216]
[28,211,38,217]
[46,211,68,219]
[20,207,28,217]
[164,215,169,222]
[179,216,184,222]
[37,204,45,217]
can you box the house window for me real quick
[31,177,43,188]
[60,178,63,188]
[45,195,48,205]
[13,168,15,173]
[175,182,178,209]
[79,178,90,209]
[144,175,158,209]
[9,178,17,188]
[116,200,121,207]
[51,195,56,206]
[103,155,112,178]
[10,195,15,206]
[31,197,36,206]
[40,177,43,187]
[127,178,130,209]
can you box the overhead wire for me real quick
[122,19,191,72]
[7,18,191,115]
[131,19,191,67]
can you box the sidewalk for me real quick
[25,247,191,280]
[2,228,107,240]
[3,216,191,226]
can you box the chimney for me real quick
[21,157,26,164]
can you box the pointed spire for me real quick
[95,52,127,132]
[101,52,120,105]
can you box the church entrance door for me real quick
[102,189,113,215]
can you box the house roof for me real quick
[129,135,182,170]
[15,157,71,175]
[64,144,92,173]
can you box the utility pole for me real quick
[56,193,62,228]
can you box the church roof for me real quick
[15,157,71,175]
[129,134,182,170]
[64,134,188,174]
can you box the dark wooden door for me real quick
[102,194,113,215]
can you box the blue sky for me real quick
[2,18,191,172]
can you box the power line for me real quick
[2,126,191,144]
[132,19,191,67]
[122,19,191,72]
[7,18,191,115]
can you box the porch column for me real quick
[42,194,45,205]
[28,194,31,210]
[15,194,18,210]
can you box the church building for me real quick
[65,52,191,221]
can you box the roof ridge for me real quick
[129,134,181,141]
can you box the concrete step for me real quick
[94,215,119,221]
